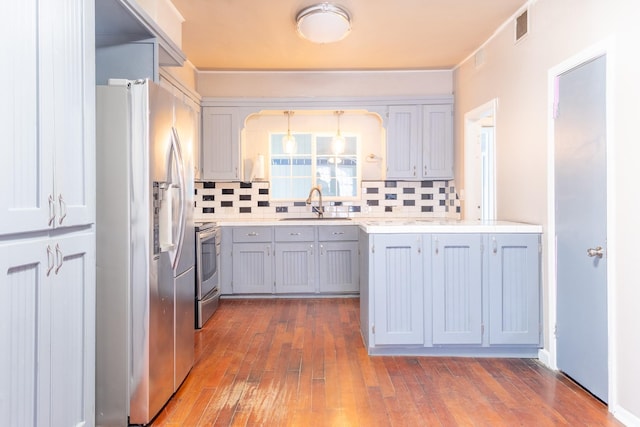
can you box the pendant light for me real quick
[282,111,296,154]
[332,110,345,155]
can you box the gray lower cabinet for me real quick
[487,233,541,345]
[318,225,359,293]
[225,225,359,295]
[274,226,315,293]
[430,234,483,345]
[231,227,273,294]
[371,234,424,345]
[360,231,541,355]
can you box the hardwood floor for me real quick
[152,298,620,426]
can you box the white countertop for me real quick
[209,217,542,234]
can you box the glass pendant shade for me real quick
[331,110,345,154]
[282,111,296,154]
[282,133,296,154]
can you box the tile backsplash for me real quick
[194,180,460,221]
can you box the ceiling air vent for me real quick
[515,9,528,42]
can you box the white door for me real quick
[555,55,608,402]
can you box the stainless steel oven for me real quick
[195,222,220,328]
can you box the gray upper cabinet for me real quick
[386,104,454,180]
[422,105,454,179]
[95,0,186,84]
[372,234,424,345]
[487,234,541,345]
[386,106,420,179]
[201,107,241,181]
[431,234,483,345]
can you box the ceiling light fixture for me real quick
[296,3,351,44]
[282,111,296,154]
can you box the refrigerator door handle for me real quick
[169,127,187,269]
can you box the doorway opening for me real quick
[464,99,497,220]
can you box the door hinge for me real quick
[372,324,375,334]
[371,245,375,253]
[481,324,485,336]
[539,242,543,254]
[554,324,558,338]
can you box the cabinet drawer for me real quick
[232,226,273,242]
[274,226,315,242]
[318,225,358,241]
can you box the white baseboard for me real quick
[537,348,556,370]
[612,404,640,427]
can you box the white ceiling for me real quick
[170,0,528,71]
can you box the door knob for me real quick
[587,246,604,258]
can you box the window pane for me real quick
[270,132,359,201]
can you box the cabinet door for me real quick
[0,1,53,234]
[201,107,241,181]
[45,232,95,427]
[318,241,359,293]
[232,243,273,293]
[1,0,94,235]
[488,234,541,345]
[0,232,94,427]
[372,234,423,345]
[386,106,419,179]
[44,0,95,230]
[274,242,315,293]
[0,239,45,425]
[422,105,453,179]
[431,234,483,345]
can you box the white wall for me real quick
[454,0,640,422]
[242,111,385,182]
[196,70,452,98]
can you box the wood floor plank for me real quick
[150,298,621,427]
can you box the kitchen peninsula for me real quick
[214,216,542,357]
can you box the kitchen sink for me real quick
[279,217,352,221]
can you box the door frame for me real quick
[464,98,497,220]
[544,39,617,406]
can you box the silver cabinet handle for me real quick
[587,246,604,258]
[332,231,344,235]
[46,245,55,276]
[434,237,439,255]
[320,244,324,256]
[310,244,314,256]
[58,194,67,225]
[266,245,270,256]
[54,244,64,274]
[290,232,301,236]
[492,237,498,254]
[247,232,258,236]
[48,195,55,226]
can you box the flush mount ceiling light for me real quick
[296,3,351,44]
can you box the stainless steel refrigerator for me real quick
[95,79,195,426]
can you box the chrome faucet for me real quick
[305,186,324,218]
